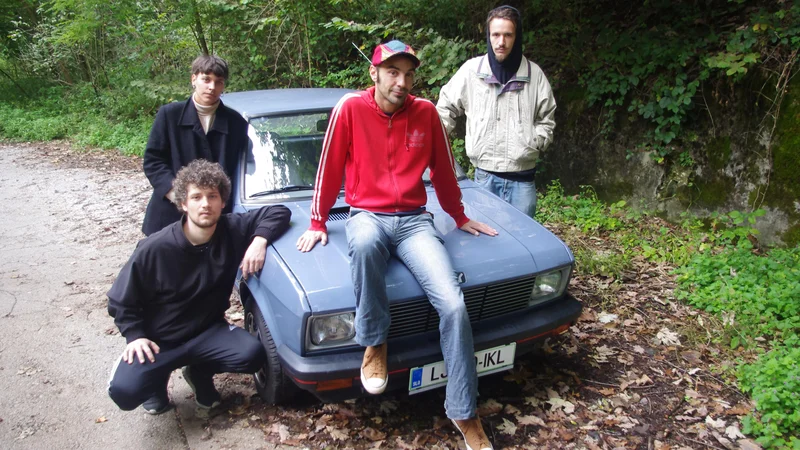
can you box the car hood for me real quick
[264,183,573,312]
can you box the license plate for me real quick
[408,343,516,394]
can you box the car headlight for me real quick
[307,312,356,350]
[529,268,569,306]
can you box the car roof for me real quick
[221,88,356,119]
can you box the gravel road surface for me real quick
[0,143,293,450]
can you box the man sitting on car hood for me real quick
[296,40,498,450]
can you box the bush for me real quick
[0,84,151,156]
[739,341,800,449]
[676,242,800,448]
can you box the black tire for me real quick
[243,295,297,405]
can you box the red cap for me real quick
[371,40,420,68]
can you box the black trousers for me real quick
[107,321,265,410]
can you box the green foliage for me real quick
[538,182,626,235]
[449,137,472,178]
[531,0,799,164]
[675,223,800,447]
[675,244,800,342]
[0,85,149,155]
[539,180,799,445]
[739,340,800,449]
[537,181,704,277]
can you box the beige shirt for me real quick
[193,98,220,134]
[437,55,556,172]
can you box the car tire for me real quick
[243,296,297,405]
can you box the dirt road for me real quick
[0,143,281,449]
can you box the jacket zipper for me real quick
[387,116,402,211]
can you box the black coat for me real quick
[142,97,248,236]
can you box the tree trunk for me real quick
[190,0,209,55]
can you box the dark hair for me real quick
[486,5,521,31]
[191,55,229,80]
[172,159,231,210]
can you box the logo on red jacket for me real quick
[407,130,426,148]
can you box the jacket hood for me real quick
[486,6,523,85]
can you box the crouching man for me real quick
[107,159,291,414]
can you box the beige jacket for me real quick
[437,55,556,173]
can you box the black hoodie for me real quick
[108,205,291,345]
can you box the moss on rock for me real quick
[596,181,634,203]
[783,224,800,247]
[762,76,800,225]
[703,136,732,171]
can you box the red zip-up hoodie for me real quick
[309,87,470,232]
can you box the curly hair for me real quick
[171,159,231,211]
[191,54,229,80]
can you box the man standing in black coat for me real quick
[108,160,291,414]
[142,55,249,236]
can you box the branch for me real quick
[0,67,31,99]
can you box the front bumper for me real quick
[278,293,583,402]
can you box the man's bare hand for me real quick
[124,338,160,364]
[459,219,498,237]
[296,230,328,252]
[241,236,268,280]
[165,189,176,203]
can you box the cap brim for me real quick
[378,52,421,68]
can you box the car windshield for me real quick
[244,111,465,200]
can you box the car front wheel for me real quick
[243,296,297,405]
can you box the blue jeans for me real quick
[346,210,477,419]
[474,167,537,218]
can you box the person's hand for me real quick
[165,189,176,203]
[459,219,498,237]
[241,236,268,280]
[296,230,328,252]
[124,338,160,364]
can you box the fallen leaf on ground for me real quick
[362,427,387,441]
[656,328,681,346]
[517,415,546,427]
[593,345,616,363]
[705,415,726,429]
[498,418,518,435]
[325,425,348,441]
[737,439,762,450]
[95,417,107,423]
[598,312,618,324]
[724,425,745,440]
[681,350,702,364]
[379,401,398,414]
[478,398,503,416]
[547,398,575,414]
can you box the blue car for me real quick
[222,88,582,405]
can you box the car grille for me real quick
[387,275,535,339]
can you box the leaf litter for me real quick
[13,137,763,449]
[205,245,758,449]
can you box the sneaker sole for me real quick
[143,403,174,415]
[359,365,388,395]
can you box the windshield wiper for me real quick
[250,184,314,198]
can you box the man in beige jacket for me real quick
[437,5,556,218]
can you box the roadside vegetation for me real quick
[537,182,800,448]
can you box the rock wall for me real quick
[539,75,800,246]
